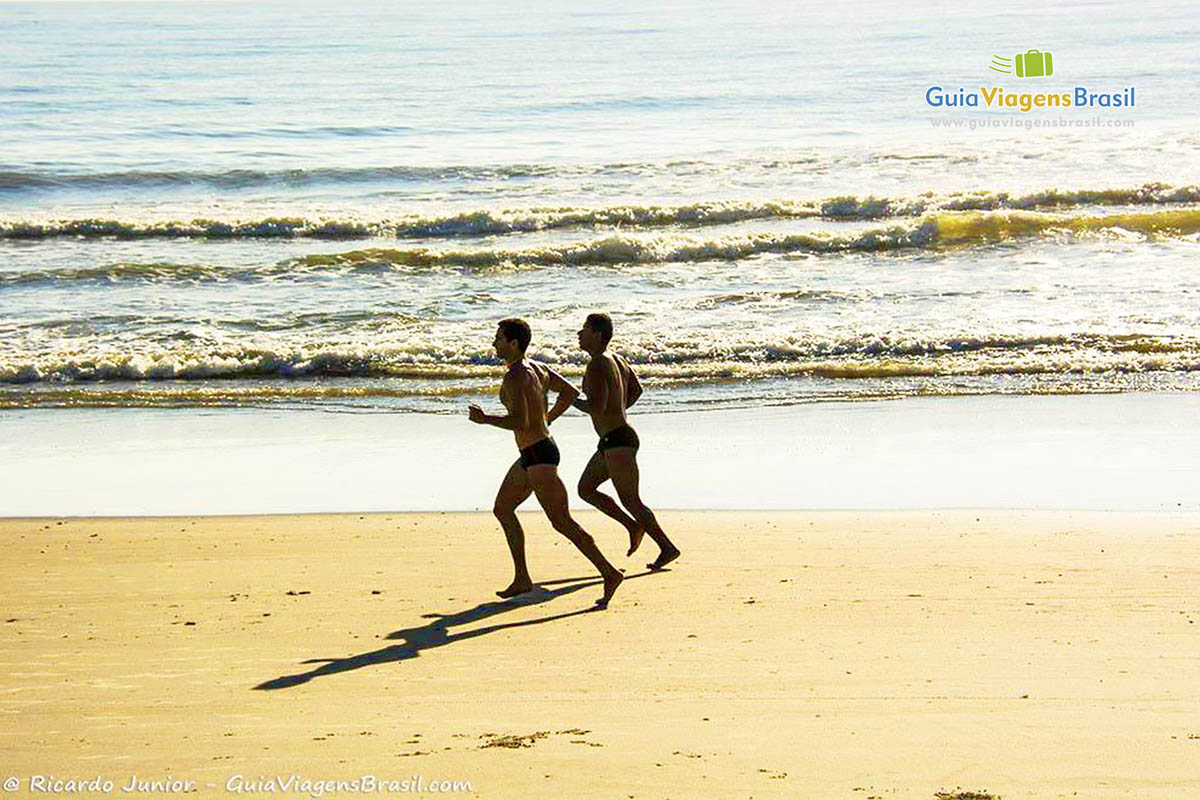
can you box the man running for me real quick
[468,318,624,608]
[573,313,681,571]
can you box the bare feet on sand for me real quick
[647,545,681,572]
[593,570,624,609]
[496,580,533,599]
[626,523,645,557]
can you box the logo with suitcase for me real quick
[990,50,1054,78]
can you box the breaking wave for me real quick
[6,207,1199,287]
[2,182,1197,240]
[2,333,1197,386]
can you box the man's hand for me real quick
[468,404,488,425]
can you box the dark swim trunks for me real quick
[597,423,640,452]
[518,437,561,469]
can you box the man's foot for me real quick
[646,546,681,572]
[594,571,624,609]
[626,523,646,557]
[496,580,533,599]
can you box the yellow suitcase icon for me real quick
[1015,49,1053,78]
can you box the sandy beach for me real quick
[5,3,1200,799]
[3,509,1197,798]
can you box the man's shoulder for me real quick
[612,352,636,375]
[509,361,547,385]
[503,361,532,380]
[527,360,553,378]
[588,353,619,371]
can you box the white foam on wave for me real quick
[3,182,1196,241]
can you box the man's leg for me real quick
[604,448,680,569]
[492,460,534,598]
[527,465,623,608]
[577,449,642,553]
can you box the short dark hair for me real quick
[497,318,531,353]
[585,312,613,346]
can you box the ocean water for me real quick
[3,0,1199,414]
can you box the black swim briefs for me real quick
[597,423,640,452]
[518,437,561,469]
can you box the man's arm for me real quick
[468,372,531,430]
[623,359,643,408]
[545,369,579,425]
[571,366,592,412]
[575,359,611,416]
[572,361,598,413]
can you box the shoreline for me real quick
[2,392,1198,517]
[3,509,1198,798]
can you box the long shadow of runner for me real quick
[254,570,659,690]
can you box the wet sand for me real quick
[3,393,1199,517]
[2,510,1198,799]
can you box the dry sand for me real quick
[2,510,1198,799]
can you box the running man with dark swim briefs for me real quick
[573,313,681,571]
[468,318,624,608]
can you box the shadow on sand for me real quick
[254,570,660,690]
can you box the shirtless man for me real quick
[573,313,681,571]
[468,318,624,608]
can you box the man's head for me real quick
[494,318,531,362]
[577,312,612,353]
